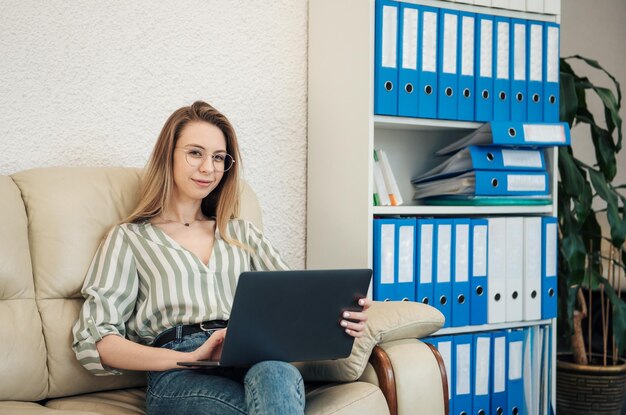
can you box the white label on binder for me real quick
[381,224,395,284]
[475,337,491,395]
[509,340,523,380]
[523,124,567,143]
[480,19,493,78]
[438,341,452,384]
[455,224,469,282]
[422,11,438,73]
[494,336,506,392]
[473,225,487,277]
[461,16,475,76]
[547,26,559,82]
[507,174,546,192]
[437,224,452,283]
[398,226,415,283]
[513,23,526,81]
[382,6,398,68]
[496,21,510,80]
[529,23,543,81]
[502,149,543,168]
[546,222,557,277]
[402,8,418,70]
[443,13,458,74]
[456,343,471,395]
[420,224,434,283]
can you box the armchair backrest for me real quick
[0,167,262,400]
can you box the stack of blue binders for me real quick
[411,121,570,201]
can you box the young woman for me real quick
[72,101,371,415]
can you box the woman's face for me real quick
[171,121,227,204]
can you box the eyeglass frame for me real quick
[175,147,236,172]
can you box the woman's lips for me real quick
[192,179,212,187]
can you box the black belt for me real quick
[152,320,228,348]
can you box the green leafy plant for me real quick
[558,55,626,365]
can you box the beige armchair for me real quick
[0,167,448,415]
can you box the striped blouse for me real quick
[71,219,289,376]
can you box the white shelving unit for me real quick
[307,0,560,412]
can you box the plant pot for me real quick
[557,353,626,414]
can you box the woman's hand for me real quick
[187,328,227,362]
[341,298,372,338]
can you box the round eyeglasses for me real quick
[176,147,235,172]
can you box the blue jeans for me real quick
[146,331,305,415]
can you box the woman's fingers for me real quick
[191,329,227,361]
[358,297,372,311]
[342,310,368,324]
[341,319,366,332]
[340,301,371,338]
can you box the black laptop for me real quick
[177,268,372,368]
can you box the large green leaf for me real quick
[588,169,626,246]
[566,55,622,105]
[577,83,622,148]
[558,147,586,196]
[561,231,587,284]
[560,72,578,125]
[577,114,617,180]
[589,167,617,205]
[565,55,623,150]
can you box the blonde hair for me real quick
[125,101,242,246]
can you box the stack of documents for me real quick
[411,121,570,203]
[412,170,550,200]
[412,145,546,182]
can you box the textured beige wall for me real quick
[561,0,626,194]
[0,1,307,267]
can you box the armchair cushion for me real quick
[294,301,444,382]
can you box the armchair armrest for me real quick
[294,301,445,381]
[367,340,449,415]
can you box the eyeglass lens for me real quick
[184,150,234,172]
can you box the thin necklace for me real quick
[157,214,206,227]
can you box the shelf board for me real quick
[431,319,554,336]
[398,0,559,22]
[373,204,554,216]
[374,115,482,131]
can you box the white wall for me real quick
[0,1,308,267]
[561,0,626,197]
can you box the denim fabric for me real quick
[146,331,305,415]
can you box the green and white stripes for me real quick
[72,219,289,376]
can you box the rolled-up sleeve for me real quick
[245,221,290,272]
[72,225,139,376]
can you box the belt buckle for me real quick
[199,322,218,335]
